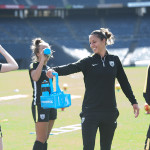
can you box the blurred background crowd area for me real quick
[0,0,150,69]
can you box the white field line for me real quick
[71,95,81,99]
[30,124,81,135]
[0,95,28,101]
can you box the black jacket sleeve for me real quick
[116,56,137,105]
[52,57,89,76]
[143,65,150,105]
[0,63,2,72]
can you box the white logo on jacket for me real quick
[40,114,45,120]
[81,117,85,124]
[92,64,98,66]
[109,61,115,67]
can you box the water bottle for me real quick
[44,48,51,57]
[41,80,50,96]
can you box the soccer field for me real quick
[0,67,149,150]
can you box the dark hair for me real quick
[30,38,49,62]
[90,28,115,45]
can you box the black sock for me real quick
[33,141,44,150]
[43,142,48,150]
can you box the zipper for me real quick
[101,56,106,67]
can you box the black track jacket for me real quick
[53,52,137,114]
[143,65,150,105]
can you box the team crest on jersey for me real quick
[81,117,85,124]
[109,61,115,67]
[40,114,45,120]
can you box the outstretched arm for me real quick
[0,45,18,73]
[46,57,89,78]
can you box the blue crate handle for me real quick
[49,72,61,93]
[41,72,71,109]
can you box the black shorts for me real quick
[32,102,57,122]
[0,125,2,138]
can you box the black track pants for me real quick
[145,125,150,150]
[81,113,117,150]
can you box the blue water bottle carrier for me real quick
[40,72,71,109]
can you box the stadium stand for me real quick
[0,0,64,7]
[104,0,135,4]
[0,0,150,68]
[30,0,64,7]
[104,0,150,4]
[0,12,150,68]
[0,0,15,5]
[15,0,29,5]
[0,0,150,7]
[139,15,150,42]
[67,0,99,7]
[0,18,37,40]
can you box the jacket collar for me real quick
[93,50,109,59]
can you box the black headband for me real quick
[91,31,107,40]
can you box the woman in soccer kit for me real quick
[29,38,57,150]
[46,28,140,150]
[0,45,18,150]
[143,65,150,150]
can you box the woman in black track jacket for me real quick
[47,28,140,150]
[143,65,150,150]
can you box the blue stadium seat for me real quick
[0,0,15,5]
[104,0,135,4]
[68,0,99,7]
[15,0,29,5]
[139,15,150,46]
[30,0,64,7]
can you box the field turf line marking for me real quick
[0,95,28,101]
[30,124,81,135]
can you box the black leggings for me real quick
[81,113,118,150]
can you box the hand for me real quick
[133,104,140,118]
[46,69,56,78]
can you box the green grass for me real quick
[0,67,149,150]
